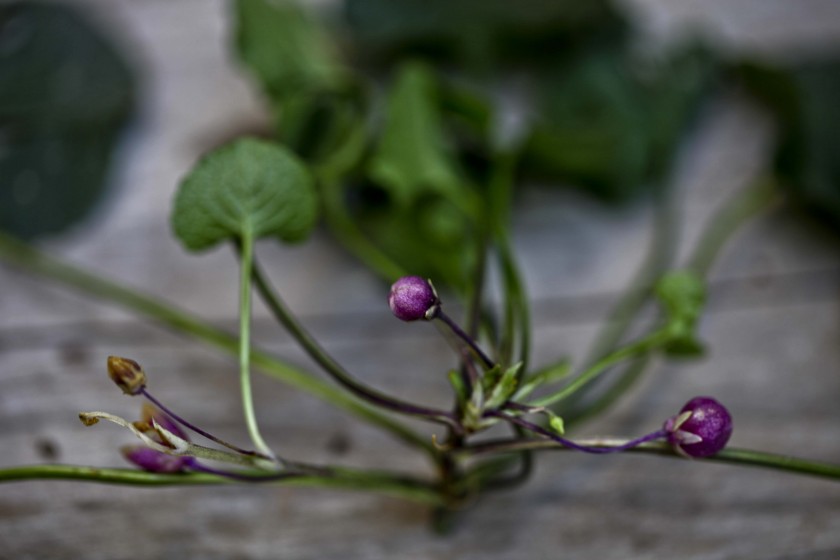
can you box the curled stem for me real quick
[249,253,456,427]
[485,410,666,454]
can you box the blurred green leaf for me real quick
[0,2,134,239]
[369,62,464,208]
[234,0,339,99]
[345,62,478,289]
[738,59,840,229]
[172,138,318,251]
[234,0,368,168]
[523,43,717,203]
[447,369,470,409]
[644,43,719,182]
[354,190,476,288]
[343,0,627,71]
[276,88,367,166]
[523,48,651,201]
[484,362,522,409]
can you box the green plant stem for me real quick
[563,178,779,426]
[687,175,780,277]
[564,356,651,428]
[496,239,530,370]
[456,232,491,392]
[581,191,677,367]
[0,232,432,455]
[530,328,672,408]
[435,310,495,370]
[458,439,840,481]
[471,424,533,493]
[488,150,530,372]
[558,190,675,428]
[248,255,456,427]
[237,232,275,460]
[0,464,444,504]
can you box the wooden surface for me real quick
[2,1,840,558]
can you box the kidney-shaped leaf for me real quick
[172,138,318,251]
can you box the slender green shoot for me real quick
[529,328,672,408]
[237,231,275,461]
[0,464,444,505]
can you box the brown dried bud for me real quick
[107,356,147,395]
[78,412,100,426]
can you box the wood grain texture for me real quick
[2,1,840,558]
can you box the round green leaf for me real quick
[172,138,318,251]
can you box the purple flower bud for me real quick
[107,356,147,395]
[664,396,733,458]
[121,445,194,473]
[388,276,439,321]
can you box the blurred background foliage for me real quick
[2,0,838,291]
[0,2,135,239]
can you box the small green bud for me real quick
[107,355,147,395]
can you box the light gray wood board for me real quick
[2,0,840,558]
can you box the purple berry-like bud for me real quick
[121,445,195,473]
[664,396,733,458]
[388,276,439,321]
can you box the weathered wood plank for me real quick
[2,1,840,558]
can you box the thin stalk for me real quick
[688,175,780,276]
[249,254,456,426]
[0,232,432,455]
[496,238,530,371]
[435,310,495,370]
[238,233,276,460]
[465,233,489,341]
[457,231,492,394]
[458,438,840,482]
[530,328,672,408]
[189,462,303,482]
[563,356,651,429]
[0,464,444,504]
[581,191,677,368]
[485,411,666,454]
[488,150,530,371]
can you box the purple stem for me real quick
[486,410,667,454]
[140,388,269,461]
[436,310,496,370]
[188,462,305,483]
